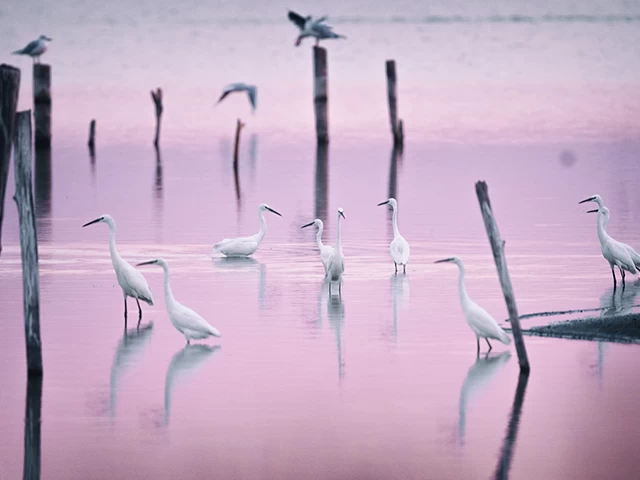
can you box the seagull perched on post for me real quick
[287,10,345,47]
[216,83,257,113]
[12,35,52,63]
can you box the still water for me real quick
[2,0,640,479]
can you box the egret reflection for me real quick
[457,351,511,446]
[109,323,154,417]
[327,294,345,383]
[249,134,258,184]
[390,274,410,341]
[164,344,220,425]
[212,257,267,309]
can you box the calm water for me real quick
[2,1,640,479]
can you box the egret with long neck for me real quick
[213,203,282,257]
[378,198,410,273]
[83,214,154,326]
[326,208,346,295]
[301,218,333,276]
[137,258,221,344]
[435,256,511,355]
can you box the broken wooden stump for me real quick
[475,181,530,372]
[151,88,163,148]
[88,119,96,151]
[313,46,329,145]
[33,64,51,148]
[13,110,43,377]
[233,119,245,209]
[0,63,21,256]
[386,60,404,147]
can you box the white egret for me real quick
[377,198,410,273]
[216,83,257,112]
[434,257,512,354]
[301,218,333,276]
[83,215,154,325]
[213,203,282,257]
[136,258,222,344]
[12,35,52,63]
[326,208,346,295]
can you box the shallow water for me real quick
[2,0,640,479]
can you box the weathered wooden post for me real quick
[33,64,51,148]
[313,46,329,144]
[13,110,43,377]
[0,64,21,255]
[314,143,328,224]
[386,60,404,147]
[23,376,43,480]
[88,118,96,150]
[475,181,530,372]
[151,88,163,148]
[233,119,244,209]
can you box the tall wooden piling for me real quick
[313,46,329,144]
[475,181,530,372]
[233,119,244,208]
[23,376,43,480]
[0,64,21,255]
[151,88,163,148]
[33,64,51,148]
[386,60,404,147]
[13,110,43,377]
[314,143,328,223]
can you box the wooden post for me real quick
[22,376,43,480]
[33,64,51,148]
[313,46,329,145]
[475,181,530,372]
[233,119,244,209]
[386,60,404,147]
[151,88,163,148]
[314,143,328,224]
[88,118,96,149]
[13,110,43,377]
[0,64,21,256]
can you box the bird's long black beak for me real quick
[301,221,314,229]
[434,258,455,264]
[82,217,102,227]
[586,209,599,214]
[266,206,282,217]
[377,200,389,206]
[339,211,346,219]
[578,196,595,204]
[136,260,158,267]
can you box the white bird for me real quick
[434,257,512,354]
[378,198,410,274]
[326,208,346,296]
[579,195,640,283]
[136,258,221,344]
[216,83,257,112]
[288,11,346,47]
[301,218,333,276]
[83,215,154,325]
[213,203,282,257]
[12,35,52,63]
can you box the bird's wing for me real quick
[314,15,328,23]
[320,245,334,267]
[214,236,258,256]
[20,39,40,54]
[288,10,307,29]
[173,303,220,337]
[391,237,410,264]
[466,302,510,343]
[606,239,637,273]
[247,86,257,111]
[216,89,234,105]
[622,242,640,267]
[121,263,154,305]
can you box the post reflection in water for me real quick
[386,145,402,239]
[22,376,43,480]
[315,143,329,226]
[153,148,164,242]
[212,257,266,309]
[326,290,345,384]
[389,274,410,341]
[163,344,220,426]
[233,156,242,215]
[457,351,511,446]
[89,142,96,178]
[249,134,258,185]
[109,323,154,418]
[34,147,52,242]
[493,370,530,480]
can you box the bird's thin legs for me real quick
[621,267,626,288]
[339,281,342,297]
[485,338,493,352]
[329,281,332,295]
[476,337,480,356]
[403,264,406,274]
[123,295,128,328]
[394,263,398,274]
[136,298,143,325]
[315,38,319,46]
[611,265,617,290]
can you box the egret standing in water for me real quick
[12,35,52,63]
[301,218,333,276]
[137,259,221,344]
[213,203,282,257]
[326,208,346,296]
[434,257,511,355]
[377,198,410,273]
[83,215,154,326]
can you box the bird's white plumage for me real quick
[326,209,346,291]
[379,198,410,271]
[12,35,51,62]
[592,206,637,275]
[138,258,221,343]
[302,219,334,275]
[213,203,281,257]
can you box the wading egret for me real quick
[216,83,257,112]
[584,206,637,288]
[434,257,511,354]
[301,218,333,276]
[12,35,52,63]
[137,258,221,344]
[326,208,346,295]
[213,203,282,257]
[377,198,410,273]
[82,215,154,325]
